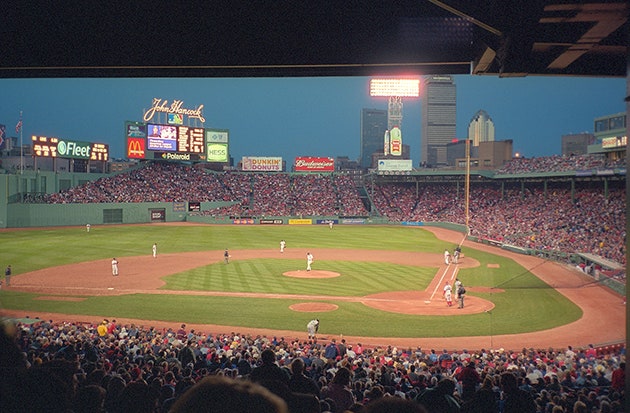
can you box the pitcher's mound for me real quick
[283,270,340,279]
[290,302,339,312]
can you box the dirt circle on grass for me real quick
[289,302,339,312]
[283,270,340,279]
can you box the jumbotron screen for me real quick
[147,123,204,153]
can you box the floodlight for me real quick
[369,78,420,97]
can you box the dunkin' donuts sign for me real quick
[294,156,334,172]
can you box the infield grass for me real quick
[0,224,581,338]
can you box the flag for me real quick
[15,119,22,134]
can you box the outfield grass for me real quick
[0,224,581,338]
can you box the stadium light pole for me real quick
[369,78,421,131]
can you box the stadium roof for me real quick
[1,1,627,78]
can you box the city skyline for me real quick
[0,75,626,167]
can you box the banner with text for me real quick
[377,159,413,171]
[242,156,282,171]
[294,156,334,172]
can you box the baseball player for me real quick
[280,240,286,253]
[453,246,461,264]
[111,258,119,276]
[306,252,314,271]
[224,249,230,264]
[307,318,319,339]
[152,243,157,258]
[443,282,453,307]
[444,249,451,265]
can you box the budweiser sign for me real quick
[294,156,335,172]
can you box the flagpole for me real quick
[19,111,23,175]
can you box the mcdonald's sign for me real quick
[127,138,146,159]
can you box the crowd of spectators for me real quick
[371,181,626,266]
[0,318,625,412]
[37,157,626,265]
[497,154,625,175]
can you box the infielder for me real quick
[307,318,319,339]
[444,249,451,265]
[306,252,314,271]
[152,243,157,258]
[280,239,286,253]
[111,258,119,276]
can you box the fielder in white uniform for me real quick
[111,258,119,276]
[152,243,157,258]
[307,319,319,339]
[306,252,314,271]
[280,240,286,253]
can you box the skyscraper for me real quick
[468,109,495,146]
[420,75,456,166]
[360,108,388,169]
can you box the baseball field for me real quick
[0,223,624,350]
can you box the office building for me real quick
[468,110,495,146]
[360,108,388,169]
[420,75,456,167]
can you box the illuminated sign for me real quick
[176,126,204,153]
[57,140,91,159]
[90,143,109,161]
[127,138,146,159]
[168,113,183,125]
[147,124,177,151]
[143,98,205,123]
[32,136,59,157]
[377,159,412,171]
[206,143,229,162]
[242,156,282,171]
[32,136,108,160]
[126,122,146,138]
[151,152,205,161]
[206,130,229,143]
[602,135,627,149]
[390,127,402,156]
[294,156,334,172]
[369,78,420,97]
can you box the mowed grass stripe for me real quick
[0,225,582,337]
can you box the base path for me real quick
[2,227,625,350]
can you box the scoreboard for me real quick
[32,136,109,161]
[126,121,228,163]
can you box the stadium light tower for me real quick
[369,78,421,130]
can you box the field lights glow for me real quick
[369,78,421,97]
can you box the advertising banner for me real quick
[377,159,413,171]
[127,138,146,159]
[207,143,229,162]
[206,130,229,143]
[233,219,255,224]
[389,126,402,156]
[242,156,283,171]
[288,219,313,225]
[260,219,283,225]
[294,156,334,172]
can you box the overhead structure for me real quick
[1,1,626,78]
